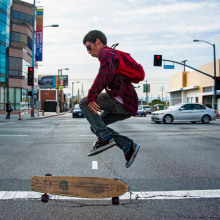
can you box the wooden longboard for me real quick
[31,176,128,199]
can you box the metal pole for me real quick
[163,59,214,79]
[71,81,79,107]
[31,0,36,117]
[60,69,62,112]
[182,60,187,72]
[145,81,148,103]
[72,82,74,108]
[56,70,60,114]
[213,44,217,110]
[72,82,74,99]
[193,39,217,110]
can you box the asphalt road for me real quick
[0,113,219,219]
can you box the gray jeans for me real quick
[79,93,132,152]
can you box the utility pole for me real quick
[145,81,148,104]
[160,86,165,102]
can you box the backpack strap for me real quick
[111,43,119,49]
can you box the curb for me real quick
[26,113,65,120]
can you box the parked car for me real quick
[72,104,84,118]
[136,105,146,117]
[142,105,151,114]
[151,103,216,124]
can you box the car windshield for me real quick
[74,104,80,110]
[138,106,143,110]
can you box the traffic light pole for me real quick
[31,0,36,117]
[213,44,217,111]
[163,58,217,110]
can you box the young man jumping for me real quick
[79,30,140,168]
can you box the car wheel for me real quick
[163,115,173,124]
[202,115,210,124]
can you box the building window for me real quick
[11,32,32,50]
[203,87,213,93]
[8,57,30,79]
[12,11,32,25]
[170,91,181,105]
[9,87,22,110]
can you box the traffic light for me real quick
[28,67,34,86]
[154,55,162,66]
[216,77,220,90]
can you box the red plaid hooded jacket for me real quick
[87,46,138,116]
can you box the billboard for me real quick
[36,8,44,61]
[143,84,150,93]
[38,75,68,89]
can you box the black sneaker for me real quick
[87,138,116,156]
[125,142,140,168]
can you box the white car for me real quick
[151,103,216,124]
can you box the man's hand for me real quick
[88,102,101,115]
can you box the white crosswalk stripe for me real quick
[0,190,220,200]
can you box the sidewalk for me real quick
[0,111,65,121]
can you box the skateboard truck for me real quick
[40,174,52,203]
[112,196,120,205]
[41,193,49,203]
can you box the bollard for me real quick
[42,111,45,116]
[18,108,22,120]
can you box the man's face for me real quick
[85,39,102,58]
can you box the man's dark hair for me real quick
[83,30,107,45]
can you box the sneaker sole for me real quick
[87,141,116,156]
[126,144,140,168]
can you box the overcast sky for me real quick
[24,0,220,99]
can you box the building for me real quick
[169,59,220,110]
[8,0,38,110]
[0,0,11,110]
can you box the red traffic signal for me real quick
[216,77,220,90]
[29,67,33,72]
[28,67,34,86]
[154,55,162,66]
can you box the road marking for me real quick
[0,122,14,125]
[80,135,95,137]
[0,135,28,137]
[0,189,220,200]
[92,161,98,169]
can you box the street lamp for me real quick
[181,60,188,72]
[35,24,59,32]
[193,39,217,110]
[31,0,59,117]
[56,68,69,113]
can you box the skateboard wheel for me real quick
[112,196,119,205]
[45,174,52,176]
[41,193,49,203]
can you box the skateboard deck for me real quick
[31,176,128,199]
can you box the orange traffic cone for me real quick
[18,108,22,120]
